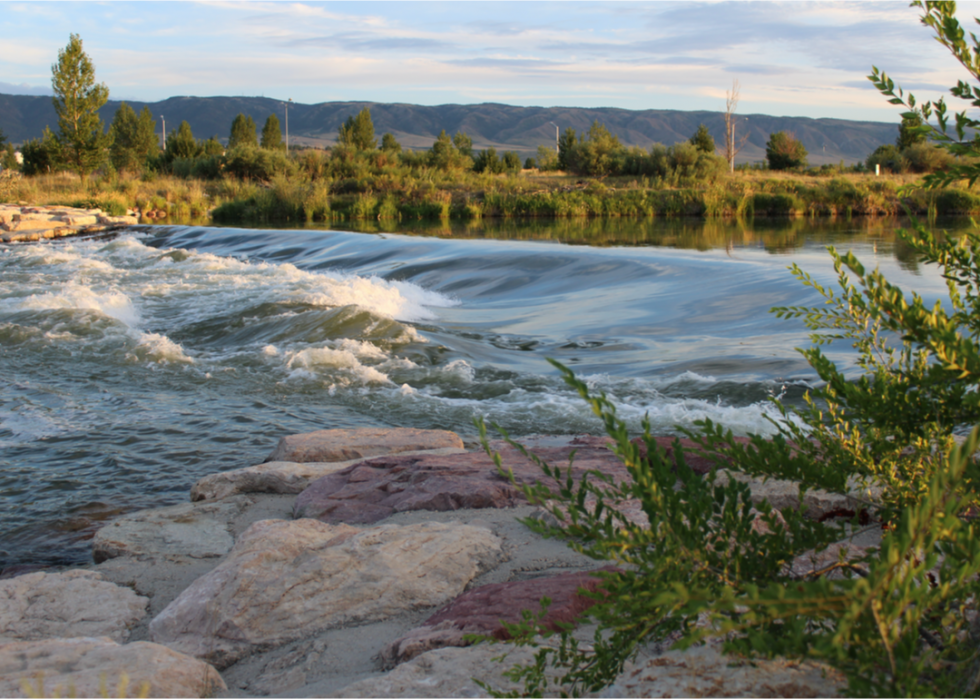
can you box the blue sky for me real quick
[2,1,979,123]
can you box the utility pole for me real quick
[549,121,559,153]
[285,98,292,152]
[160,115,166,151]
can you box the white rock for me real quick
[0,637,226,698]
[149,518,504,668]
[92,497,252,563]
[0,570,147,643]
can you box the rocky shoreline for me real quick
[0,428,868,698]
[0,204,140,243]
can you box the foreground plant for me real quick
[479,218,980,697]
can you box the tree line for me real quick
[7,34,956,185]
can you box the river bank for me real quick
[5,170,980,231]
[0,426,868,697]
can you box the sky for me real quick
[3,1,980,123]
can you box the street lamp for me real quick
[549,121,559,153]
[160,115,166,151]
[285,98,292,152]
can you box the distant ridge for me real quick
[0,94,899,165]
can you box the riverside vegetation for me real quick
[5,36,980,229]
[469,2,980,697]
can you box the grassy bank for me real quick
[3,168,980,227]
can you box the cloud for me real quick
[0,81,51,96]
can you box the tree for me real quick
[167,121,200,160]
[429,129,469,170]
[473,147,503,174]
[21,128,60,176]
[201,136,224,156]
[381,133,401,153]
[109,103,158,173]
[338,108,376,151]
[502,151,522,173]
[765,131,808,170]
[228,114,257,149]
[572,120,623,177]
[896,111,927,150]
[0,127,6,150]
[723,79,749,172]
[689,123,715,153]
[557,127,577,171]
[452,131,473,158]
[51,34,110,176]
[261,114,283,150]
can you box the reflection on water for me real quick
[316,214,973,258]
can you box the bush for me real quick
[765,131,808,170]
[480,218,980,697]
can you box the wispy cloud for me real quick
[0,0,974,121]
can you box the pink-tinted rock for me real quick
[380,566,618,667]
[294,436,633,524]
[294,435,753,525]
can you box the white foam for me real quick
[286,347,391,384]
[9,283,139,327]
[128,332,195,364]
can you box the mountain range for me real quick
[0,93,900,166]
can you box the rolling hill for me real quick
[0,93,900,166]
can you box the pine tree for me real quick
[338,108,376,150]
[109,103,158,173]
[689,123,716,153]
[228,114,258,149]
[167,121,200,159]
[261,114,284,150]
[51,34,111,176]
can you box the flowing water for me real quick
[0,216,965,568]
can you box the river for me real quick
[0,216,962,568]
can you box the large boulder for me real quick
[0,570,147,643]
[190,448,467,502]
[601,643,845,697]
[294,436,631,524]
[0,637,225,698]
[381,567,616,667]
[264,427,464,463]
[149,518,503,668]
[92,497,252,563]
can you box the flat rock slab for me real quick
[264,427,464,463]
[92,496,253,563]
[190,447,467,502]
[0,570,147,643]
[715,470,883,520]
[381,566,617,667]
[601,643,845,697]
[149,518,503,669]
[0,637,225,698]
[294,436,631,524]
[332,644,549,698]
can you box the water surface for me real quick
[0,216,961,567]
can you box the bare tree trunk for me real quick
[724,80,749,173]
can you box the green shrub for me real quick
[480,218,980,697]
